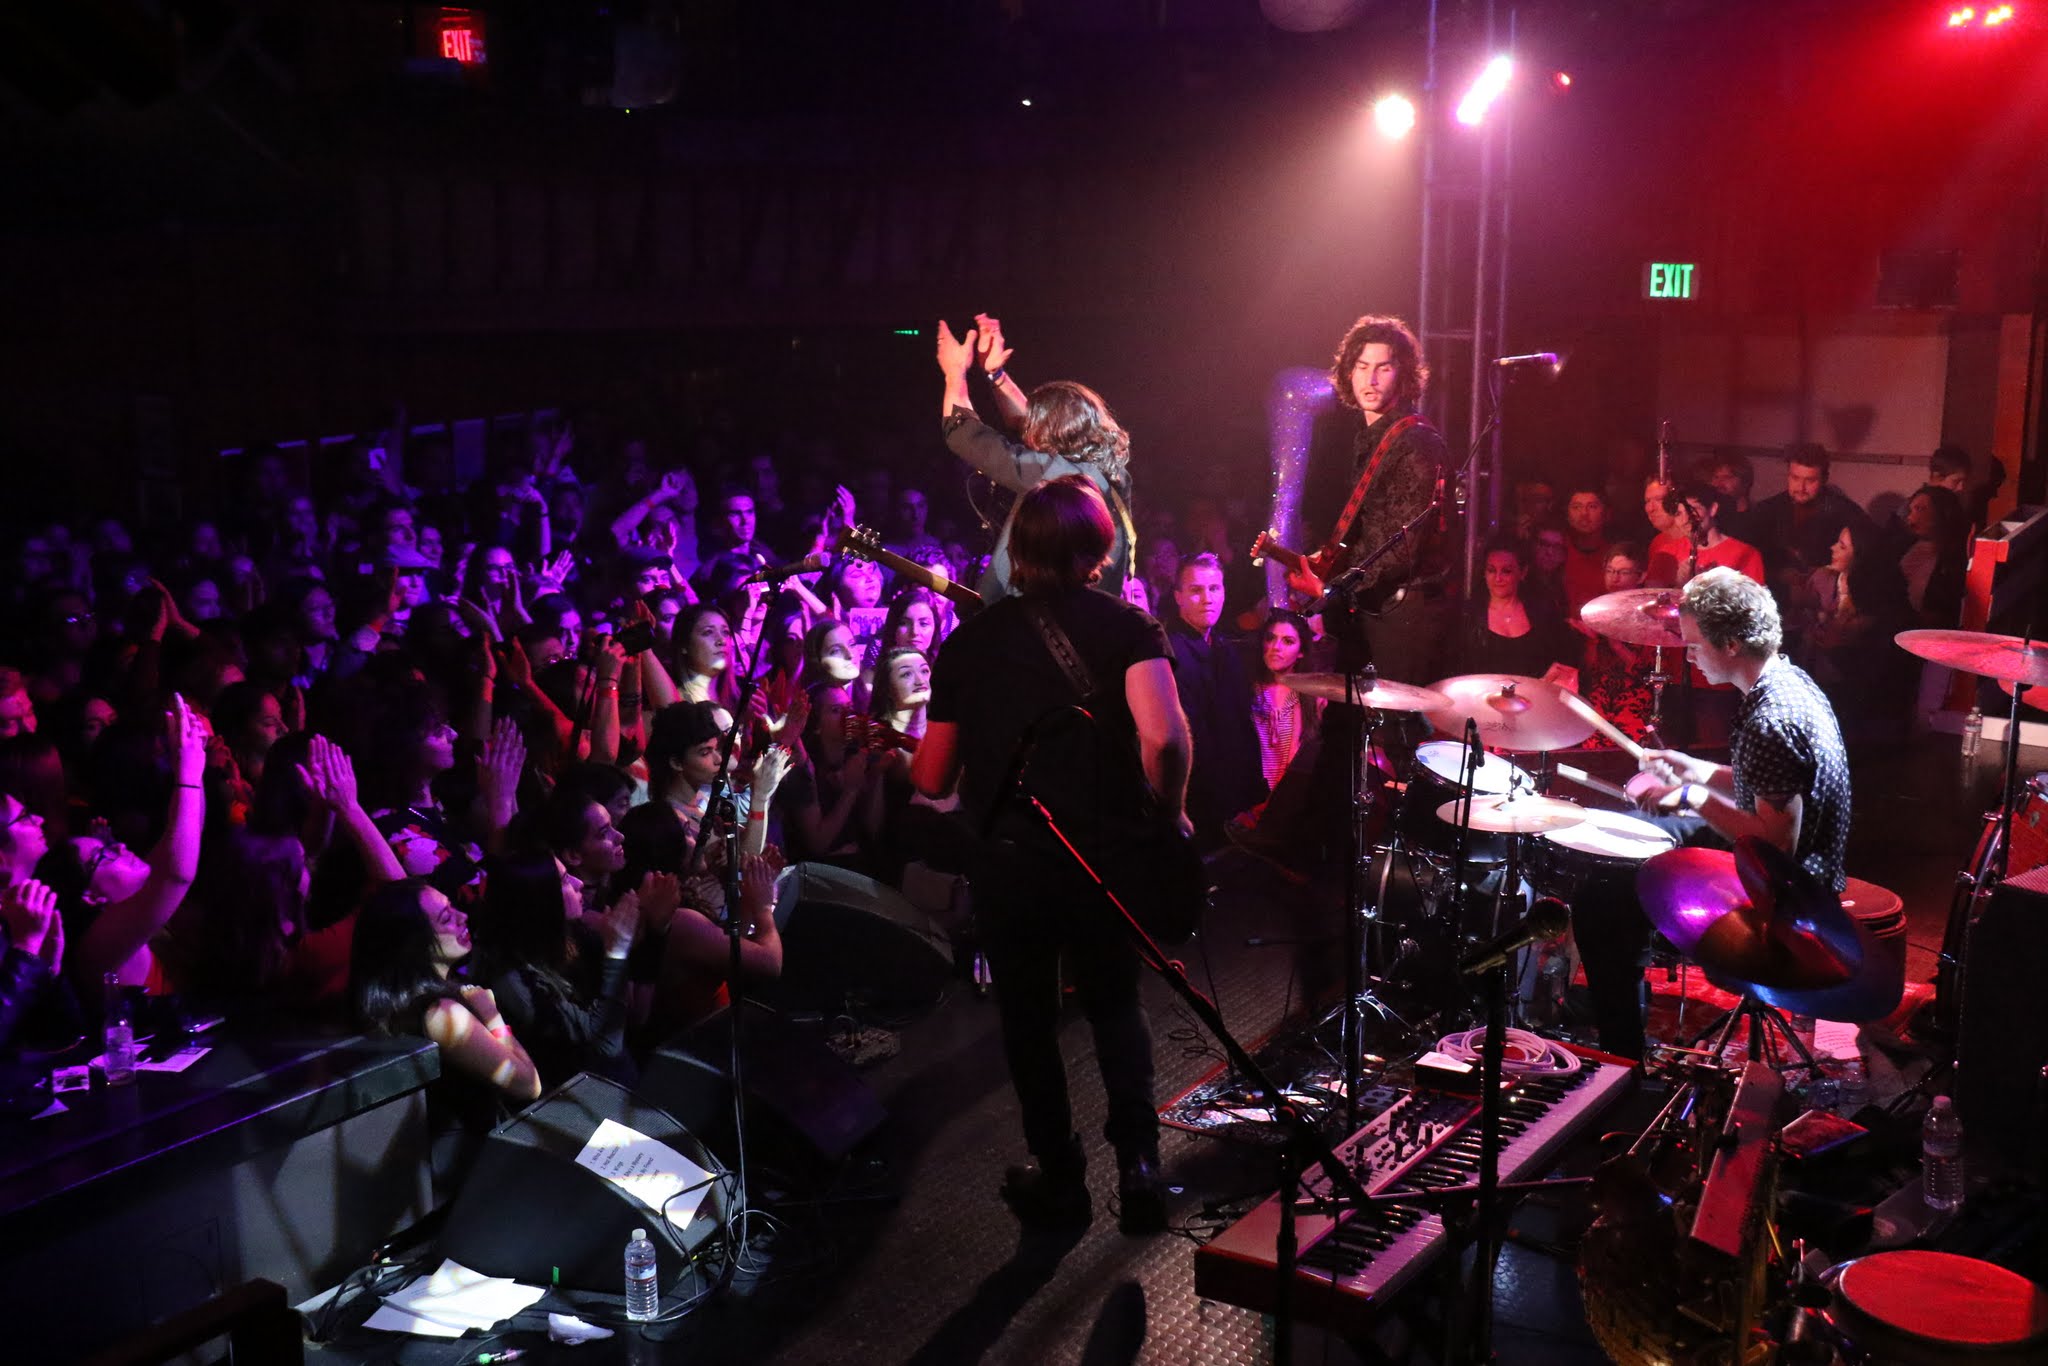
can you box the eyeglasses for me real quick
[62,612,94,627]
[1,805,36,830]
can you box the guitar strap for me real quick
[1099,474,1139,584]
[1315,414,1423,566]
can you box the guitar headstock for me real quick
[836,524,885,561]
[1250,528,1279,564]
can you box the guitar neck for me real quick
[834,533,983,611]
[1258,539,1311,574]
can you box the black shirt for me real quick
[928,586,1167,839]
[1731,654,1851,892]
[1331,410,1450,595]
[1165,617,1267,833]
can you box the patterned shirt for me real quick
[1730,654,1850,891]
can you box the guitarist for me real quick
[1282,314,1452,688]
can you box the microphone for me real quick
[1493,351,1561,371]
[1458,897,1570,976]
[740,553,828,585]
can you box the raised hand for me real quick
[594,636,628,687]
[170,693,210,786]
[935,320,978,379]
[656,468,691,502]
[533,550,575,596]
[501,636,536,693]
[479,717,527,827]
[973,312,1014,374]
[751,743,794,801]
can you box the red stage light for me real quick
[1985,3,2015,23]
[1947,5,1977,25]
[1552,71,1573,90]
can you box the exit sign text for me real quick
[1644,262,1698,300]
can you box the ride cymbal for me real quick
[1426,674,1596,753]
[1896,630,2048,688]
[1580,588,1687,649]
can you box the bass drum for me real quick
[1937,783,2048,1039]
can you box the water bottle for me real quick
[1961,706,1983,761]
[623,1228,659,1321]
[1922,1096,1965,1213]
[102,973,136,1087]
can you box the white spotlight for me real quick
[1373,93,1417,140]
[1455,55,1515,127]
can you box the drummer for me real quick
[1574,568,1851,1059]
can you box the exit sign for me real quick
[1644,262,1698,300]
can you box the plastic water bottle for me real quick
[1922,1096,1965,1213]
[1961,706,1983,761]
[102,973,136,1087]
[623,1228,659,1321]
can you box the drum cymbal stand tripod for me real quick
[1319,667,1422,1133]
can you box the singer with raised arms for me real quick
[934,312,1136,601]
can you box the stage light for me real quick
[1552,71,1573,90]
[1986,4,2015,23]
[1455,56,1514,127]
[1948,6,1976,25]
[1373,93,1417,140]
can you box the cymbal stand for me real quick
[1694,987,1819,1075]
[1332,666,1414,1133]
[1646,645,1672,744]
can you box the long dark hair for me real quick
[1330,314,1429,413]
[1021,381,1131,487]
[1008,476,1114,595]
[189,830,305,997]
[1252,610,1313,686]
[614,800,689,901]
[472,852,576,989]
[351,879,461,1036]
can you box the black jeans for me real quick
[973,835,1159,1167]
[1569,810,1720,1060]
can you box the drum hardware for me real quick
[1896,628,2048,1081]
[1637,840,1861,1074]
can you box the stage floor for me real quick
[310,731,2043,1366]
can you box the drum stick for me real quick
[1554,763,1632,804]
[1558,690,1646,761]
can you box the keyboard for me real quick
[1193,1056,1635,1336]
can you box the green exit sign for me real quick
[1645,262,1698,300]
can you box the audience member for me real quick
[1165,553,1263,844]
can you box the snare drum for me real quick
[1529,807,1676,896]
[1398,740,1533,865]
[1821,1250,2048,1365]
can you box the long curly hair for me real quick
[1022,381,1131,487]
[1329,314,1429,413]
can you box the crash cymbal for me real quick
[1716,877,1907,1023]
[1635,839,1860,991]
[1426,674,1596,753]
[1580,588,1687,648]
[1281,672,1451,711]
[1896,630,2048,688]
[1436,792,1587,834]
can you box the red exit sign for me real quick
[437,8,486,65]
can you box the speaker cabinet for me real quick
[1954,866,2048,1178]
[639,1002,885,1171]
[438,1073,726,1292]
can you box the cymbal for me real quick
[1718,877,1907,1023]
[1579,588,1686,648]
[1896,629,2048,688]
[1426,674,1596,753]
[1282,672,1451,711]
[1436,792,1587,834]
[1635,839,1860,991]
[1999,677,2048,711]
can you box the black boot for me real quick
[1115,1150,1168,1235]
[1001,1135,1091,1229]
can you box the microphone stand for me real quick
[694,606,774,1285]
[1008,766,1371,1366]
[1306,497,1444,617]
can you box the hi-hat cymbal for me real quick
[1580,588,1687,648]
[1436,792,1587,834]
[1281,672,1451,711]
[1426,674,1596,752]
[1635,839,1860,991]
[1896,629,2048,688]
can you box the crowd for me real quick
[0,320,1989,1194]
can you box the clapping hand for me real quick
[752,743,794,800]
[973,312,1013,374]
[738,853,777,930]
[533,550,575,596]
[935,321,978,379]
[1,879,63,965]
[296,734,364,812]
[479,717,527,828]
[169,693,210,787]
[598,891,642,960]
[635,871,681,938]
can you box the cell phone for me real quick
[614,621,656,656]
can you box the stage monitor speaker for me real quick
[437,1073,727,1293]
[1954,866,2048,1178]
[638,1002,885,1170]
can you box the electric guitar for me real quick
[833,525,983,613]
[1248,528,1435,617]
